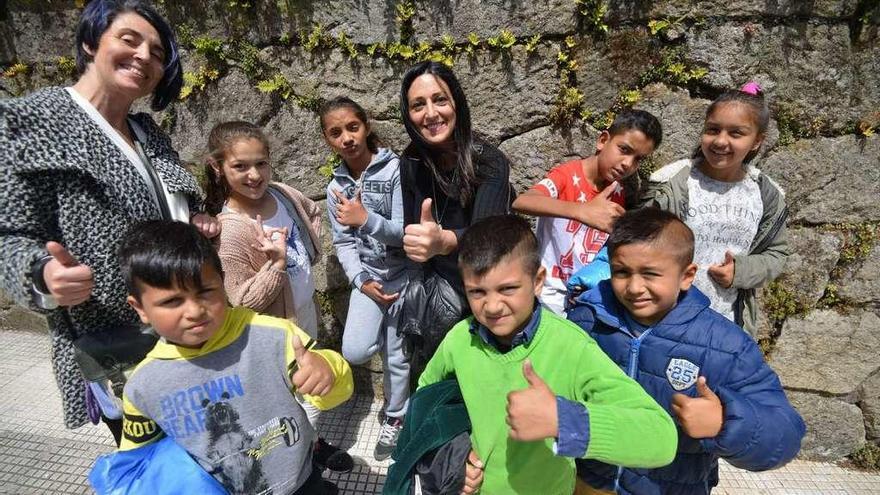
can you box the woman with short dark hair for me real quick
[0,0,217,443]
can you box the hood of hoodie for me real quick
[574,280,711,331]
[332,147,396,181]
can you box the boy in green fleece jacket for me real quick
[418,215,676,495]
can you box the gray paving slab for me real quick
[1,327,879,494]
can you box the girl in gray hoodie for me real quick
[322,97,410,460]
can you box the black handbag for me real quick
[73,324,159,394]
[399,267,467,363]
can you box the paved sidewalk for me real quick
[2,327,879,494]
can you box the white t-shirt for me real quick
[262,192,314,310]
[685,167,763,320]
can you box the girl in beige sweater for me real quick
[203,120,353,475]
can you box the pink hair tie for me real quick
[740,81,762,95]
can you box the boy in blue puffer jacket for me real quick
[568,208,805,494]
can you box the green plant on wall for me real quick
[336,31,359,60]
[319,152,341,178]
[575,0,609,35]
[524,34,542,54]
[1,62,31,96]
[465,32,481,55]
[396,0,416,41]
[301,24,333,52]
[180,66,221,100]
[486,29,516,50]
[838,222,877,264]
[256,73,293,100]
[639,46,708,87]
[56,56,77,81]
[762,280,805,326]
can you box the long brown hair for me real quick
[400,61,478,207]
[202,121,271,215]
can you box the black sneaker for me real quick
[313,437,354,473]
[374,417,404,461]
[320,479,339,495]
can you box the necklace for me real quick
[429,166,458,227]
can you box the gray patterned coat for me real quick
[0,87,203,428]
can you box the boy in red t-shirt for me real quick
[513,110,663,314]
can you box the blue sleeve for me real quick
[360,163,404,247]
[700,336,806,471]
[555,396,590,457]
[566,299,598,333]
[326,183,369,286]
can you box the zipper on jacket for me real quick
[614,327,653,493]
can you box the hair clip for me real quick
[740,81,762,95]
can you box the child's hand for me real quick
[506,360,559,441]
[461,449,484,495]
[290,334,334,396]
[361,280,400,306]
[252,215,288,271]
[576,182,624,232]
[404,199,448,262]
[333,190,368,227]
[192,213,221,238]
[671,376,723,439]
[707,251,735,288]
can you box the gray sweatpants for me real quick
[342,274,410,419]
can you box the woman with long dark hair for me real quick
[398,61,514,372]
[400,62,513,291]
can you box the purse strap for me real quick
[129,121,173,221]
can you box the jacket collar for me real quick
[469,299,543,351]
[577,280,710,331]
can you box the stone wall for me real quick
[2,0,879,462]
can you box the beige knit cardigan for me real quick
[216,182,322,320]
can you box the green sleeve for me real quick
[578,338,678,468]
[416,327,458,390]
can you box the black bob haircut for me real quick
[607,109,664,149]
[119,220,223,300]
[606,208,695,267]
[75,0,183,111]
[458,215,540,277]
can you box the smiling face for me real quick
[322,107,373,169]
[595,129,657,187]
[462,255,545,345]
[699,102,765,182]
[83,12,166,102]
[406,73,457,147]
[609,242,697,327]
[127,263,227,349]
[213,137,271,206]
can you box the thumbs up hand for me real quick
[670,376,723,439]
[403,198,449,262]
[333,189,368,227]
[575,181,625,233]
[42,242,94,306]
[506,360,558,441]
[708,251,736,289]
[290,334,334,396]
